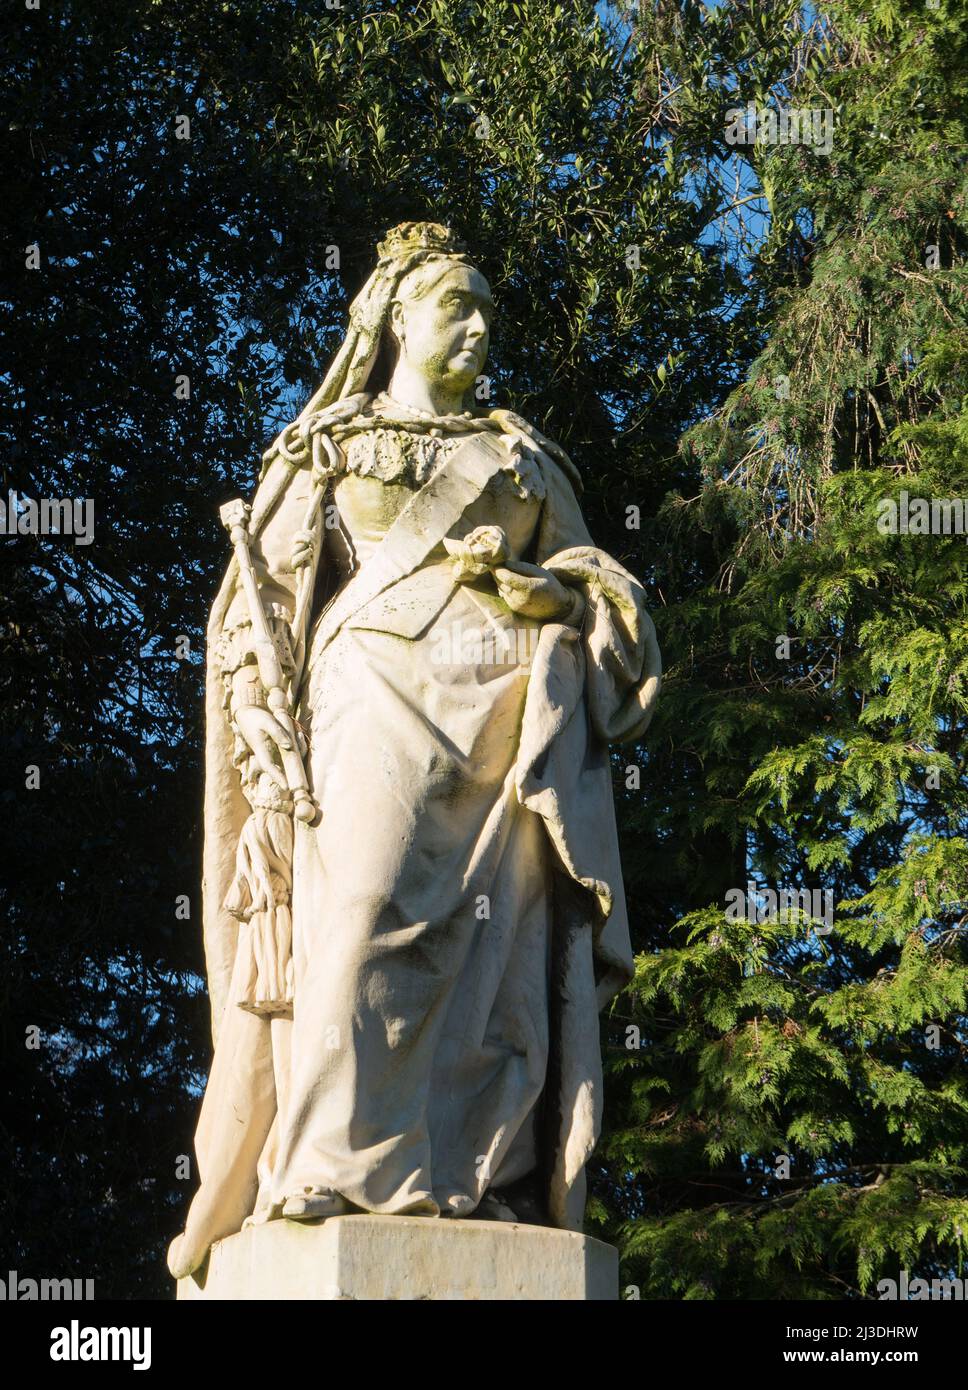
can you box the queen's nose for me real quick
[465,307,488,342]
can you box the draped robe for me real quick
[176,396,660,1273]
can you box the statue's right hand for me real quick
[232,705,294,792]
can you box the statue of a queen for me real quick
[168,221,661,1280]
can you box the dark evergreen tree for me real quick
[604,0,968,1298]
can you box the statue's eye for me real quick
[442,292,491,322]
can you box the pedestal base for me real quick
[176,1215,618,1301]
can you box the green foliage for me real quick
[599,0,968,1299]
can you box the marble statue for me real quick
[167,221,661,1281]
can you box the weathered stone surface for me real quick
[168,222,662,1287]
[177,1215,618,1302]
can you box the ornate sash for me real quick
[305,428,509,667]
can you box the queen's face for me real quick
[392,265,493,396]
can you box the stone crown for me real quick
[377,221,466,262]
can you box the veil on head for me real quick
[264,221,476,472]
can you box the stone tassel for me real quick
[224,807,295,1015]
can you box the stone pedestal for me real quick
[176,1215,618,1301]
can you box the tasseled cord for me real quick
[224,805,294,1016]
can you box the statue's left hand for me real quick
[491,560,580,622]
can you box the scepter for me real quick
[219,497,317,824]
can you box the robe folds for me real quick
[178,399,660,1270]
